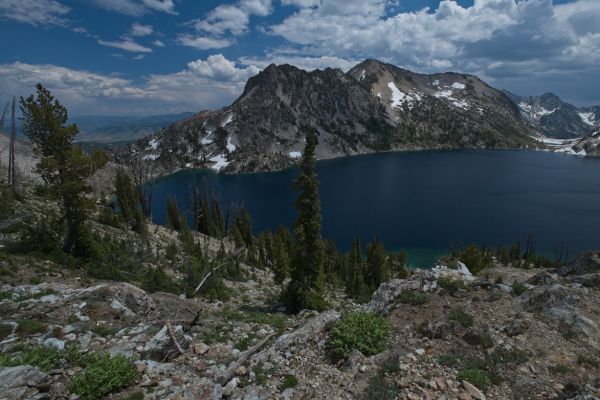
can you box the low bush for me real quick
[69,352,139,400]
[577,354,599,368]
[448,308,474,328]
[458,368,490,389]
[16,319,47,336]
[398,291,429,305]
[0,345,61,372]
[282,375,299,389]
[329,311,388,359]
[437,277,467,294]
[511,281,528,295]
[0,323,14,340]
[549,363,573,375]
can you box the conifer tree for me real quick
[283,131,326,313]
[20,84,107,255]
[114,168,145,234]
[166,196,183,232]
[365,236,389,292]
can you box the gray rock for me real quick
[366,279,420,314]
[503,317,530,337]
[0,366,52,400]
[555,250,600,276]
[142,324,191,362]
[426,320,460,339]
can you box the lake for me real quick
[151,150,600,267]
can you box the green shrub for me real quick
[16,319,47,336]
[577,354,599,368]
[398,291,429,305]
[449,309,473,328]
[511,282,528,296]
[437,277,466,294]
[282,375,299,389]
[69,352,139,400]
[329,312,388,359]
[0,345,61,372]
[458,368,490,389]
[0,291,12,300]
[549,363,573,375]
[458,244,491,274]
[92,323,118,338]
[363,368,398,400]
[489,348,528,365]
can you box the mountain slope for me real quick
[135,60,537,173]
[71,112,194,143]
[504,92,598,139]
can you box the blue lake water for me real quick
[151,150,600,267]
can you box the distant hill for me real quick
[71,112,195,143]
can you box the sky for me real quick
[0,0,599,116]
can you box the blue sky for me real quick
[0,0,598,115]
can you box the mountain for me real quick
[504,91,599,139]
[133,60,537,173]
[567,128,600,156]
[70,112,195,143]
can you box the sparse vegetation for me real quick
[0,345,61,372]
[16,319,47,336]
[437,277,467,294]
[398,291,429,305]
[448,308,474,328]
[329,311,389,359]
[458,368,490,389]
[282,375,299,389]
[69,352,139,400]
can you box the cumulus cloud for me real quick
[130,23,153,37]
[89,0,176,16]
[179,0,273,50]
[0,55,261,115]
[97,39,153,53]
[0,0,70,26]
[152,39,166,47]
[239,53,358,71]
[267,0,600,104]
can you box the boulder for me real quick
[142,324,191,361]
[0,366,52,400]
[366,279,421,314]
[502,317,531,337]
[555,250,600,276]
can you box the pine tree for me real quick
[283,131,326,313]
[114,168,145,234]
[365,236,389,293]
[166,196,183,232]
[20,84,107,256]
[346,237,368,301]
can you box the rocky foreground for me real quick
[1,249,600,400]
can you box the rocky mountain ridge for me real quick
[504,91,599,139]
[132,59,538,174]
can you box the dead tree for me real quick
[7,97,16,187]
[0,102,7,173]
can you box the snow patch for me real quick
[288,151,302,159]
[143,154,159,161]
[451,82,466,90]
[209,154,230,171]
[359,70,366,81]
[579,112,596,126]
[148,138,160,150]
[519,102,557,119]
[226,136,236,153]
[387,81,422,109]
[201,130,214,145]
[220,113,234,127]
[434,90,453,99]
[432,80,440,86]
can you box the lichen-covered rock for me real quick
[555,250,600,276]
[365,278,421,314]
[0,366,52,400]
[142,324,191,361]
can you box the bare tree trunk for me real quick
[8,97,16,187]
[0,102,8,175]
[127,149,156,220]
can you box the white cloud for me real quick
[152,39,166,47]
[142,0,176,15]
[89,0,176,16]
[179,0,273,50]
[97,39,153,53]
[267,0,600,100]
[239,54,358,71]
[0,55,261,115]
[0,0,70,26]
[177,35,234,50]
[130,23,153,36]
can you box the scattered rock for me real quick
[0,366,52,400]
[462,380,486,400]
